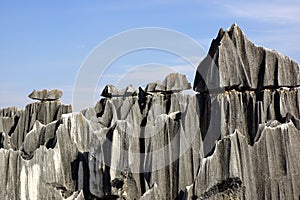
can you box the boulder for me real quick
[163,73,191,91]
[28,89,63,101]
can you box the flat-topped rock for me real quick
[194,24,300,92]
[145,81,166,92]
[145,73,191,92]
[163,73,191,91]
[101,84,137,98]
[28,89,63,101]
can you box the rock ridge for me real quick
[194,23,300,93]
[0,24,299,200]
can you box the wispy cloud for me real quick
[207,0,300,63]
[217,1,300,24]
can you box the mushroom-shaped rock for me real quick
[163,73,191,91]
[28,89,63,101]
[101,84,137,98]
[193,23,300,92]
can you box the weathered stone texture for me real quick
[0,25,299,200]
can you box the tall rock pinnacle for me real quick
[193,23,300,92]
[0,25,299,200]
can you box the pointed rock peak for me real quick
[215,23,245,43]
[207,24,247,57]
[227,23,240,32]
[227,23,246,41]
[215,27,225,40]
[194,24,300,93]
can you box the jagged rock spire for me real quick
[194,23,300,92]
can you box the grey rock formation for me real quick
[0,24,299,200]
[11,100,72,150]
[191,24,300,199]
[194,24,300,92]
[145,80,166,92]
[28,89,63,101]
[194,121,300,199]
[101,84,137,98]
[145,73,191,92]
[163,73,191,91]
[140,183,163,200]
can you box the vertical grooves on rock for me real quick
[1,25,300,199]
[164,124,171,200]
[8,115,19,136]
[165,94,171,114]
[45,120,60,149]
[103,128,114,195]
[96,99,106,118]
[0,134,3,149]
[274,91,283,123]
[80,153,90,198]
[138,87,148,113]
[139,117,147,195]
[14,153,19,199]
[257,50,266,90]
[247,96,255,144]
[103,166,111,196]
[197,94,211,142]
[53,106,61,120]
[274,57,279,86]
[5,151,10,189]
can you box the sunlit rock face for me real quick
[28,89,63,101]
[193,23,300,93]
[0,24,299,200]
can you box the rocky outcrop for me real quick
[191,24,300,200]
[0,24,299,200]
[101,84,137,98]
[146,73,191,92]
[194,121,300,200]
[0,85,202,199]
[194,23,300,93]
[28,89,63,101]
[140,183,163,200]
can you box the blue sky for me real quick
[0,0,299,109]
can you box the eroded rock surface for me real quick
[0,24,299,200]
[101,84,137,98]
[194,24,300,92]
[28,89,63,101]
[146,73,191,92]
